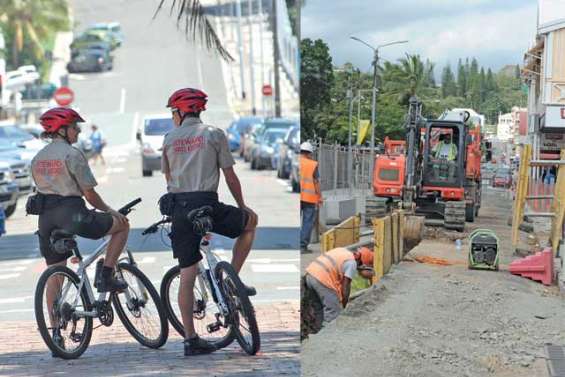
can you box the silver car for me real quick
[0,162,20,218]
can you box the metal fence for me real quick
[313,141,373,192]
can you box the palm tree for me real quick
[155,0,233,61]
[0,0,69,68]
[379,54,438,104]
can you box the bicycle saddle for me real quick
[50,229,77,255]
[187,205,214,236]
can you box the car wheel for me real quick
[4,203,16,218]
[250,159,256,170]
[142,169,153,177]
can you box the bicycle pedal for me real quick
[70,333,83,343]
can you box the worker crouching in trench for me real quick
[303,247,374,329]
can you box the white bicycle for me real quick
[143,205,260,355]
[34,198,169,359]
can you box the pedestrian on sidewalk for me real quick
[304,247,374,323]
[89,124,106,165]
[300,141,321,254]
[545,166,557,185]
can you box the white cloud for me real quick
[303,0,537,72]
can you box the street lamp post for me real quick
[350,37,408,182]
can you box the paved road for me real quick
[0,1,299,373]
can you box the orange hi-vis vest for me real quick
[300,156,320,204]
[305,248,354,304]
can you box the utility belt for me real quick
[25,193,82,216]
[158,191,218,217]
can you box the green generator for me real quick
[468,229,499,270]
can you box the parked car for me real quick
[88,22,124,47]
[72,42,113,59]
[71,30,116,51]
[0,161,20,218]
[246,118,297,164]
[0,121,45,159]
[67,49,113,73]
[0,139,34,197]
[250,128,287,170]
[242,123,263,162]
[138,114,174,177]
[226,116,263,152]
[276,126,299,179]
[492,167,512,188]
[290,151,300,193]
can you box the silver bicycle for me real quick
[143,205,260,355]
[34,198,169,359]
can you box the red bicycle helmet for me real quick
[166,88,207,113]
[39,107,85,133]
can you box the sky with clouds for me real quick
[302,0,538,74]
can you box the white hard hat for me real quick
[300,141,314,153]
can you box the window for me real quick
[379,168,400,181]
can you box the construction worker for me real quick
[304,247,374,323]
[433,133,457,161]
[300,141,321,254]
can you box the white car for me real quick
[137,114,174,177]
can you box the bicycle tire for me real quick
[215,261,261,355]
[34,265,93,359]
[111,263,168,349]
[160,265,235,349]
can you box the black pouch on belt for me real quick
[25,193,46,215]
[158,193,175,216]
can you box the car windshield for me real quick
[496,168,511,175]
[262,130,286,145]
[264,120,296,130]
[145,118,174,136]
[0,126,34,141]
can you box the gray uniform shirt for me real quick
[161,117,235,193]
[31,139,97,196]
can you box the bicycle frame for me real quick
[197,236,230,317]
[58,238,141,319]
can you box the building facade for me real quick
[522,0,565,161]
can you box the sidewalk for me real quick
[0,302,299,377]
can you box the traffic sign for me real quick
[53,86,74,106]
[262,84,273,96]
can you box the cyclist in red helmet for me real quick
[161,88,258,356]
[29,107,130,354]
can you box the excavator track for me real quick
[444,201,466,232]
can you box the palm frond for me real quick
[154,0,234,62]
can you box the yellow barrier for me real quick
[551,150,565,252]
[512,144,531,251]
[372,210,405,284]
[320,215,361,252]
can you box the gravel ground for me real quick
[301,188,562,377]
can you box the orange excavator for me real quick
[369,97,483,231]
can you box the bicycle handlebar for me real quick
[118,198,142,216]
[141,217,172,236]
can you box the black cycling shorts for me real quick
[170,192,249,268]
[38,196,114,265]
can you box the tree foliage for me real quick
[0,0,69,69]
[301,37,527,145]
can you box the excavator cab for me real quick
[422,122,466,190]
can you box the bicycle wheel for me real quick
[111,262,168,348]
[34,265,93,359]
[160,265,235,349]
[215,261,260,355]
